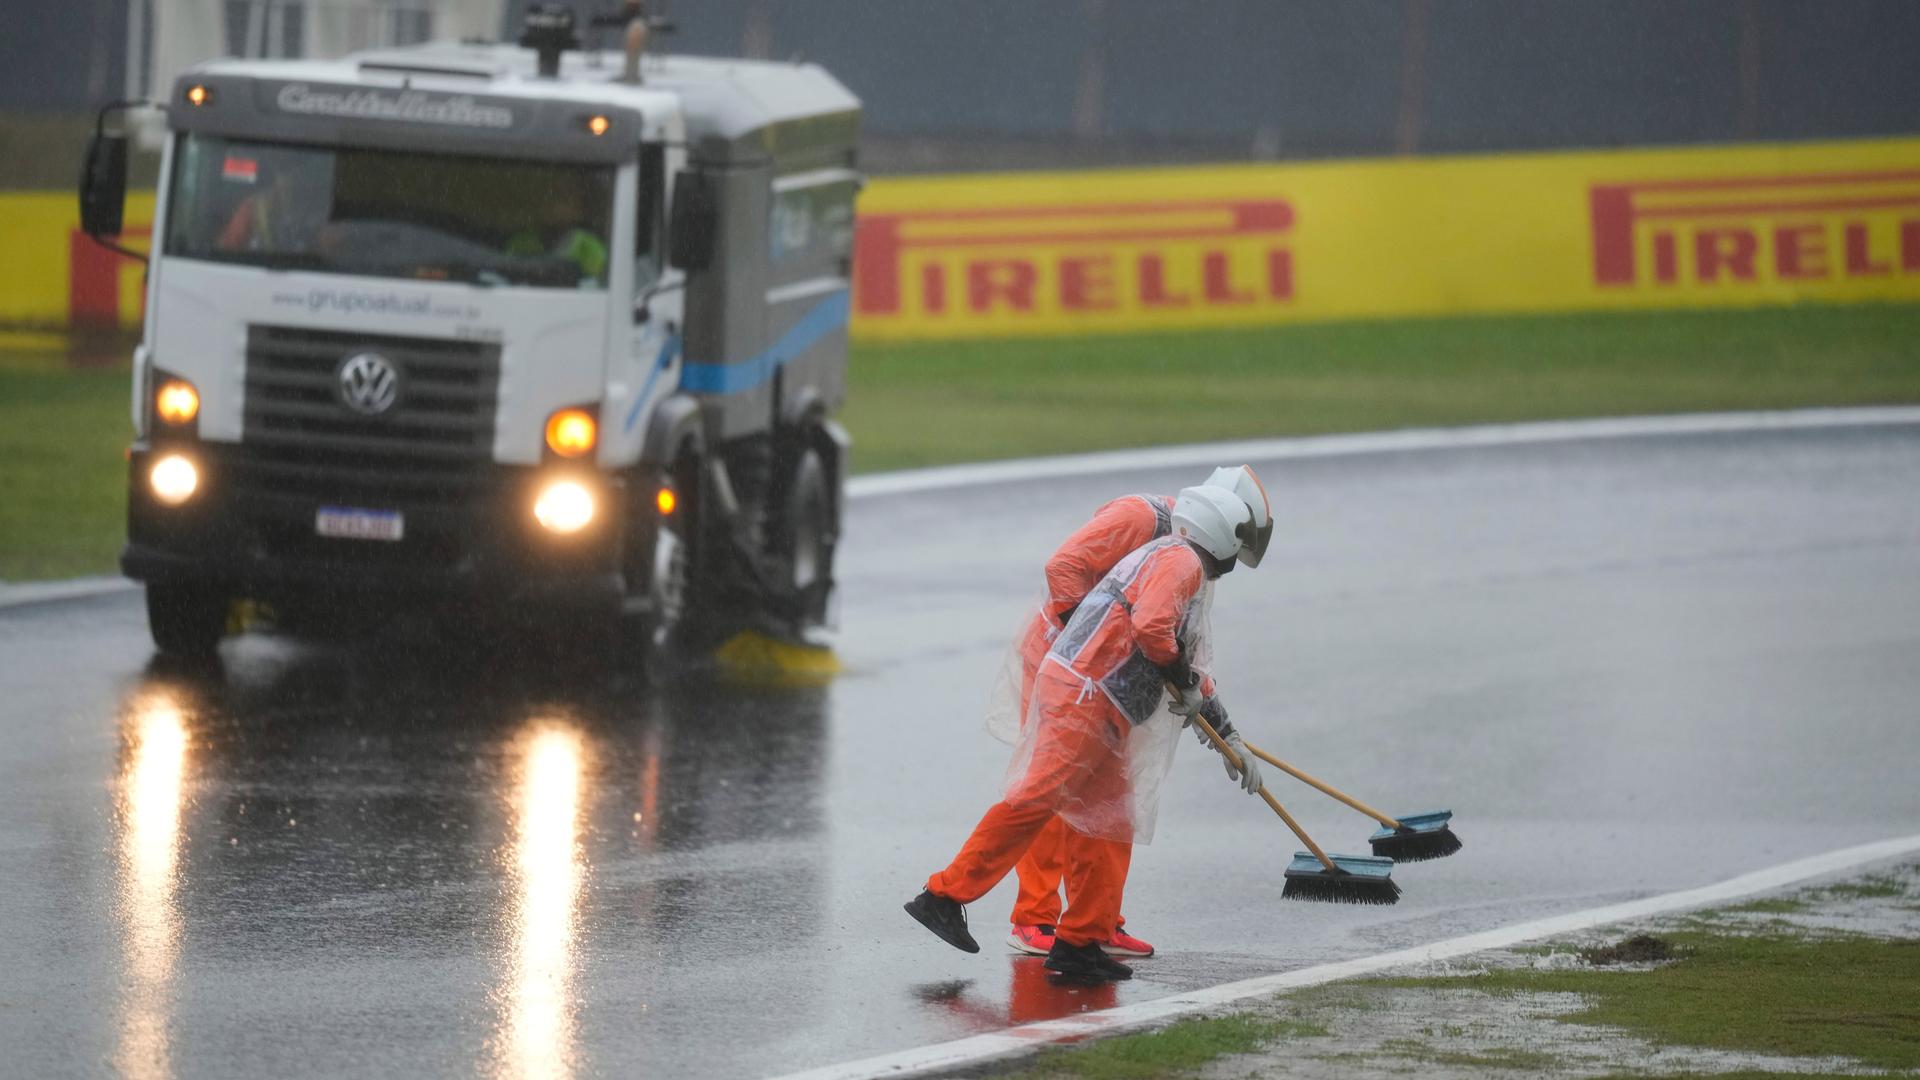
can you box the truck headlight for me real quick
[534,480,595,533]
[150,454,199,506]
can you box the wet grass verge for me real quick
[997,1014,1326,1079]
[977,864,1920,1079]
[1371,929,1920,1071]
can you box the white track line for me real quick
[847,406,1920,498]
[768,833,1920,1080]
[8,407,1919,612]
[0,575,136,611]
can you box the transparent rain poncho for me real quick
[997,542,1215,844]
[984,602,1053,747]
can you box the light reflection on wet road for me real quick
[498,724,585,1080]
[3,423,1918,1078]
[115,688,189,1080]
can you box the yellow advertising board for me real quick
[0,192,154,331]
[852,136,1920,340]
[2,136,1917,337]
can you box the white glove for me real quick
[1185,695,1230,743]
[1220,732,1262,795]
[1168,682,1205,721]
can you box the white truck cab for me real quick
[81,7,860,657]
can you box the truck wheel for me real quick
[774,444,836,624]
[640,452,707,657]
[648,520,691,649]
[146,583,228,656]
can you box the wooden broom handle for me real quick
[1240,739,1404,830]
[1190,713,1339,874]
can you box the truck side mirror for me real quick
[668,170,716,272]
[80,131,129,238]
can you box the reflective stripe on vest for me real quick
[1049,535,1192,726]
[1130,493,1175,540]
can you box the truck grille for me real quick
[239,325,500,506]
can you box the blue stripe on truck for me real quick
[624,331,684,434]
[678,290,849,395]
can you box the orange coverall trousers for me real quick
[927,662,1133,947]
[1008,613,1130,929]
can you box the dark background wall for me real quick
[0,0,131,110]
[632,0,1920,165]
[8,0,1919,173]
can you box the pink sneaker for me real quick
[1007,924,1056,956]
[1100,928,1155,958]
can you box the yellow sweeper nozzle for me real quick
[711,630,842,687]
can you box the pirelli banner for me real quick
[852,136,1920,341]
[4,136,1917,335]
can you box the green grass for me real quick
[0,366,131,580]
[840,302,1920,471]
[1002,1014,1323,1079]
[1370,931,1920,1070]
[5,302,1920,579]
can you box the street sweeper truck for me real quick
[80,6,860,657]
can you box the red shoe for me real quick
[1100,928,1155,958]
[1007,923,1056,956]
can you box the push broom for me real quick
[1189,713,1400,905]
[1240,740,1463,862]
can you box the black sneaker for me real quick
[904,890,980,953]
[1095,950,1135,981]
[1043,938,1133,981]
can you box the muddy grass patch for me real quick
[1576,933,1677,966]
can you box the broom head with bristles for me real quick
[1367,810,1461,862]
[1281,853,1400,905]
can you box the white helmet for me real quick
[1172,485,1254,565]
[1203,464,1273,567]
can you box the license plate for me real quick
[315,506,405,542]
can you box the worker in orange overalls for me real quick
[1001,492,1172,960]
[909,483,1271,981]
[991,466,1272,961]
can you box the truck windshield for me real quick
[163,135,616,289]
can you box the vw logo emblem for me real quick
[337,352,400,416]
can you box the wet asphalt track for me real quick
[3,420,1919,1079]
